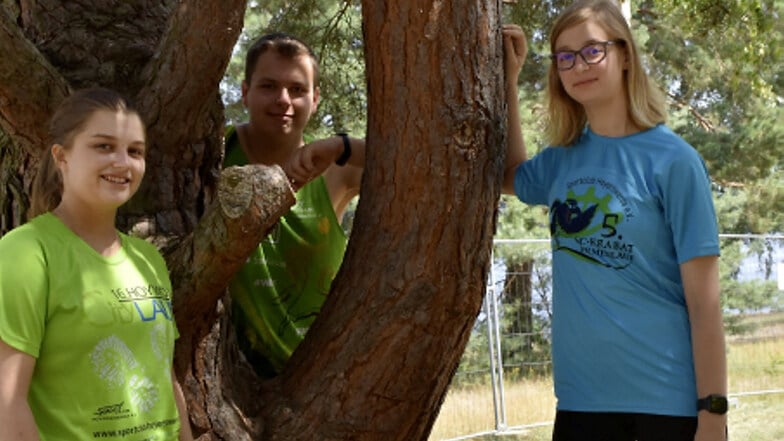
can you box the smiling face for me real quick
[553,18,627,111]
[241,51,320,141]
[54,109,146,214]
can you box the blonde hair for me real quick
[29,87,142,218]
[545,0,667,146]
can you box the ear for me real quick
[51,144,67,167]
[241,80,249,107]
[311,85,321,112]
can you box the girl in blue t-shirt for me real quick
[0,88,193,440]
[501,1,727,440]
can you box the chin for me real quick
[100,194,133,209]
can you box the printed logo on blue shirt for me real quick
[551,177,634,269]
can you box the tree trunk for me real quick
[504,259,534,355]
[257,1,508,439]
[0,1,510,439]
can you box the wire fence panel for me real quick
[430,235,784,441]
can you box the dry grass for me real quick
[430,377,556,440]
[430,313,784,441]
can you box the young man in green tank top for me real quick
[224,33,365,376]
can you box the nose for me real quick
[112,150,130,167]
[574,54,590,71]
[275,87,291,105]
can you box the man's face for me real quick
[242,51,320,140]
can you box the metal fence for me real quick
[431,235,784,441]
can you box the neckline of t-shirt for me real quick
[42,212,128,265]
[584,123,662,142]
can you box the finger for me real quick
[501,23,521,34]
[512,35,528,59]
[501,26,526,57]
[289,169,310,183]
[283,160,309,184]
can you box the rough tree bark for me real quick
[259,1,508,439]
[0,2,280,439]
[0,1,510,440]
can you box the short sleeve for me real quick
[514,148,556,206]
[659,148,720,263]
[0,228,49,357]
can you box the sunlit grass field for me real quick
[430,313,784,441]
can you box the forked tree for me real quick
[0,1,509,439]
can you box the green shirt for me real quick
[224,127,347,375]
[0,213,181,441]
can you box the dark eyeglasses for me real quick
[550,40,623,71]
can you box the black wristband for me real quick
[335,133,351,166]
[697,394,728,414]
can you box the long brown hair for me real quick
[545,0,667,146]
[28,87,142,218]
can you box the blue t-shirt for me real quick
[514,124,720,417]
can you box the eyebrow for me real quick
[90,133,146,146]
[255,76,310,87]
[91,133,117,139]
[554,39,605,52]
[257,76,300,84]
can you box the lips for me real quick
[572,77,598,87]
[266,106,292,115]
[102,175,131,184]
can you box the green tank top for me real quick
[224,126,347,376]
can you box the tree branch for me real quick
[137,0,246,151]
[167,164,294,439]
[667,91,716,132]
[167,164,295,332]
[0,6,69,156]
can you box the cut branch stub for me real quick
[168,164,295,332]
[165,164,295,441]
